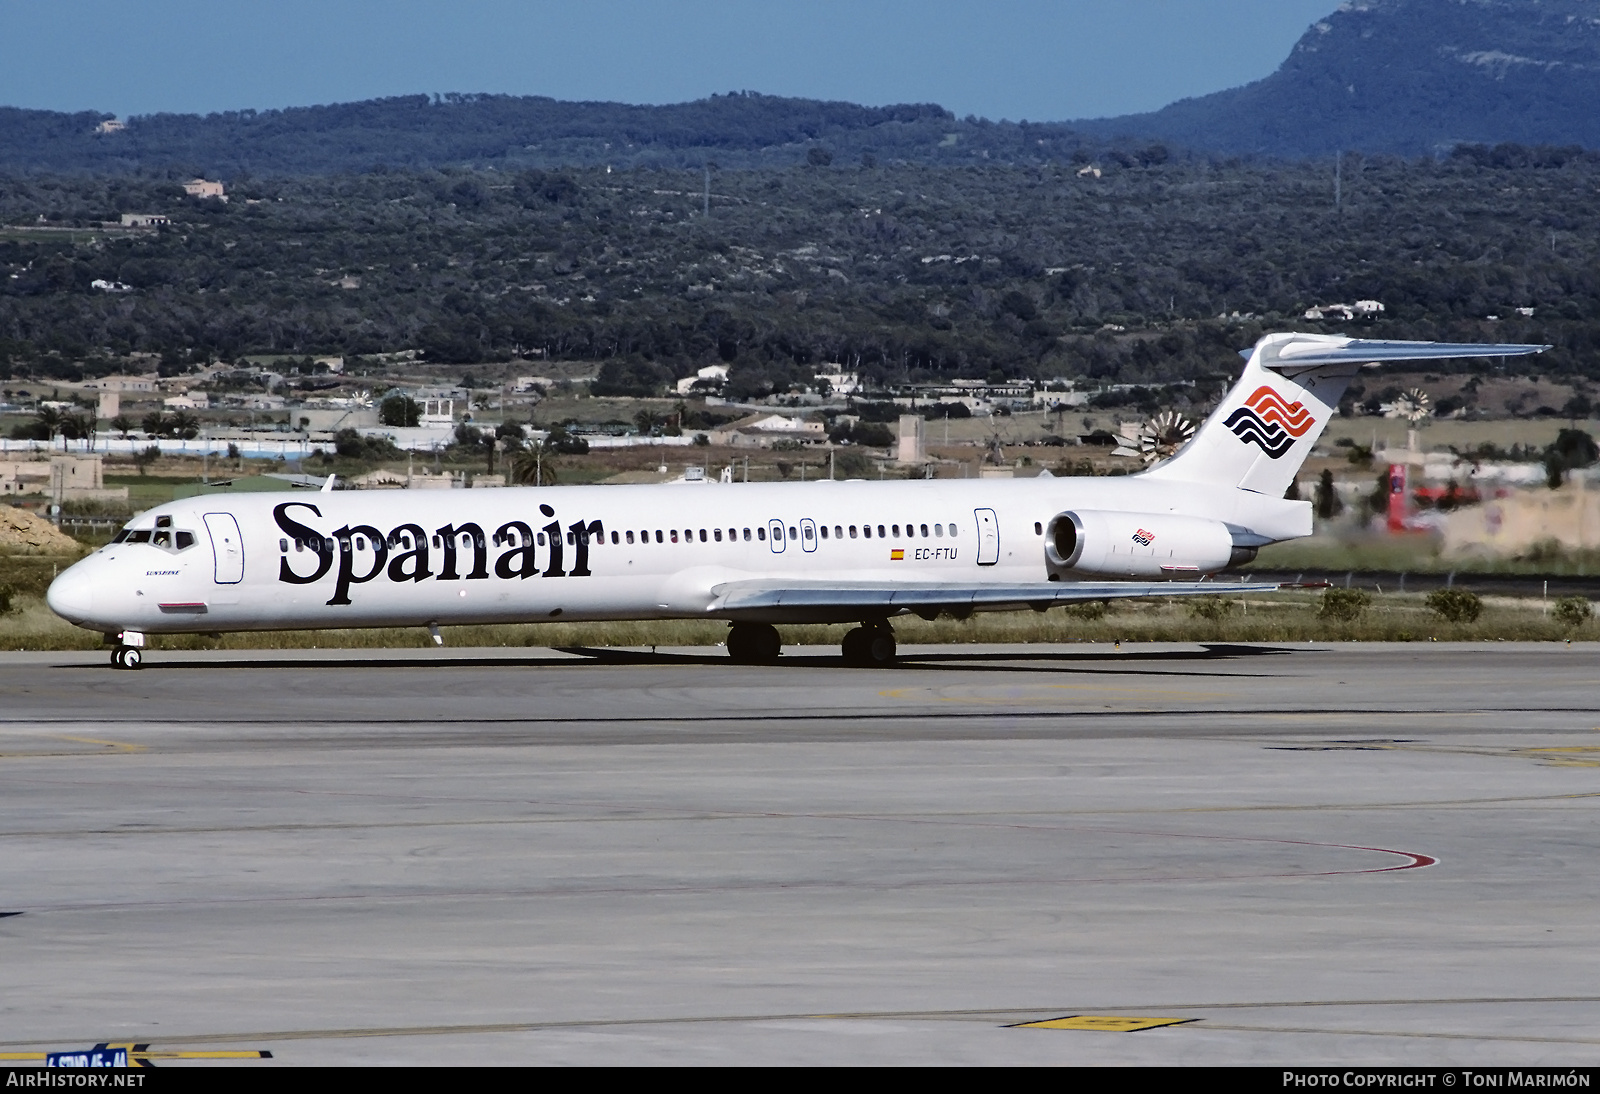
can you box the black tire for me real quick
[865,630,897,666]
[841,627,869,665]
[110,648,124,668]
[727,623,781,665]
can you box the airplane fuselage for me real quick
[46,474,1307,636]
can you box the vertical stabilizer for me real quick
[1143,333,1548,496]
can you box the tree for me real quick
[1313,469,1343,520]
[379,394,420,428]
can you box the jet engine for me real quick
[1044,510,1257,579]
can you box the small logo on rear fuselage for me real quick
[1131,529,1155,547]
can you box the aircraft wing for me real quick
[710,578,1284,623]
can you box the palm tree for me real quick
[509,437,558,485]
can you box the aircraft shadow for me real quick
[83,641,1302,676]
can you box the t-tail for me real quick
[1142,332,1549,496]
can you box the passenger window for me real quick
[804,525,814,540]
[948,523,957,536]
[920,524,928,537]
[849,526,858,538]
[356,537,366,550]
[835,525,843,538]
[655,530,663,543]
[699,529,707,542]
[877,525,886,538]
[611,531,619,544]
[743,528,751,541]
[934,524,943,538]
[1034,522,1042,535]
[671,530,679,543]
[891,525,899,537]
[862,525,871,539]
[757,527,766,541]
[714,529,723,542]
[788,526,797,539]
[626,530,634,544]
[279,538,289,552]
[819,526,827,539]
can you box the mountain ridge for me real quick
[1073,0,1600,156]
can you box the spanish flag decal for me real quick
[890,549,905,560]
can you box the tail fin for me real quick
[1143,332,1548,496]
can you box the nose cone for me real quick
[46,564,95,624]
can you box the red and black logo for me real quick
[1224,386,1315,458]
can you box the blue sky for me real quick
[1,1,1340,121]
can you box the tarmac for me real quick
[2,641,1599,1066]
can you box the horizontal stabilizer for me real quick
[711,579,1280,623]
[1254,336,1549,372]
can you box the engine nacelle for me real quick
[1044,510,1255,579]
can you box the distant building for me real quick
[119,214,170,228]
[1305,299,1385,321]
[163,392,210,410]
[183,178,226,200]
[95,118,125,135]
[675,364,729,395]
[85,375,157,394]
[706,413,825,447]
[813,368,861,396]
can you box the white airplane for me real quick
[48,332,1545,669]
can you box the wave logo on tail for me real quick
[1223,386,1315,459]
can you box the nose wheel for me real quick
[110,647,143,670]
[841,624,896,667]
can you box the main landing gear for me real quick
[841,623,896,667]
[726,622,783,665]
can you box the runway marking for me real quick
[1012,1015,1194,1032]
[878,683,1232,704]
[0,734,147,759]
[0,1044,272,1066]
[10,999,1600,1050]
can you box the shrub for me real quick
[1425,588,1482,623]
[1319,588,1371,622]
[1187,597,1236,621]
[1062,600,1107,621]
[0,584,12,614]
[1552,596,1592,628]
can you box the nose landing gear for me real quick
[841,623,896,667]
[107,630,146,670]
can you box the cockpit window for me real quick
[116,524,195,552]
